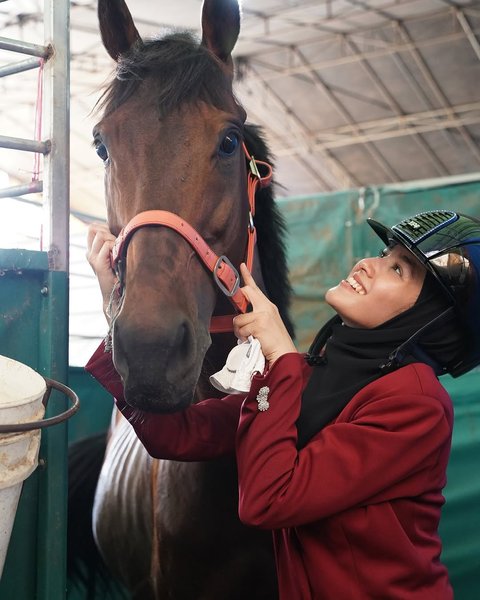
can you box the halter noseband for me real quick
[110,143,272,334]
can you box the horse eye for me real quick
[219,131,239,157]
[95,142,109,162]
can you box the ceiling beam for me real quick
[240,27,480,82]
[292,46,401,182]
[244,65,358,190]
[273,101,480,155]
[455,8,480,62]
[396,21,480,165]
[342,35,449,177]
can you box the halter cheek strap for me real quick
[110,143,273,333]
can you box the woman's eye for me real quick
[219,131,240,157]
[95,142,109,162]
[393,264,402,276]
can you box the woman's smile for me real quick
[343,273,366,295]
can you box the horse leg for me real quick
[153,460,278,600]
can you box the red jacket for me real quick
[86,344,454,600]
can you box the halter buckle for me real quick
[248,156,261,179]
[248,211,255,233]
[213,255,240,298]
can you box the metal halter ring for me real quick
[213,255,240,298]
[0,377,80,433]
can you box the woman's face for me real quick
[326,244,427,328]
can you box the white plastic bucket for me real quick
[0,355,46,577]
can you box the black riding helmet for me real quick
[367,210,480,377]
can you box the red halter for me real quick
[110,143,272,333]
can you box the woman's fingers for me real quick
[240,263,257,288]
[239,263,271,310]
[236,263,297,365]
[233,311,264,340]
[86,223,116,272]
[86,222,113,249]
[85,223,119,324]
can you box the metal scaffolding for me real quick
[0,0,70,272]
[234,2,480,191]
[0,1,71,599]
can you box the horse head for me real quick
[94,0,292,413]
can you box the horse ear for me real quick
[98,0,141,61]
[201,0,240,70]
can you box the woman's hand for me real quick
[86,223,118,323]
[233,264,297,367]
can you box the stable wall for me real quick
[0,249,69,600]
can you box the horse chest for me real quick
[93,413,278,599]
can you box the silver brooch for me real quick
[256,386,270,412]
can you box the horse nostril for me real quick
[174,321,193,357]
[113,314,199,382]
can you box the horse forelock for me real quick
[97,32,240,119]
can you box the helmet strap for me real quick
[379,306,456,375]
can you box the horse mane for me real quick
[96,31,294,337]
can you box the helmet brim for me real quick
[366,217,456,304]
[367,218,429,267]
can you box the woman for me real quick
[86,209,480,599]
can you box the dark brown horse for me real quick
[72,1,293,598]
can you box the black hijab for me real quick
[296,272,464,448]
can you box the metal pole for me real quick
[42,0,70,273]
[0,36,50,58]
[0,181,43,198]
[36,1,71,599]
[0,134,50,154]
[0,57,43,78]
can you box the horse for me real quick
[68,1,293,598]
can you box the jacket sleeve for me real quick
[236,355,452,529]
[85,341,242,461]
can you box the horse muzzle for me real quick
[112,312,210,412]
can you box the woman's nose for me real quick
[353,258,374,277]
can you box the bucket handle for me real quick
[0,377,79,433]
